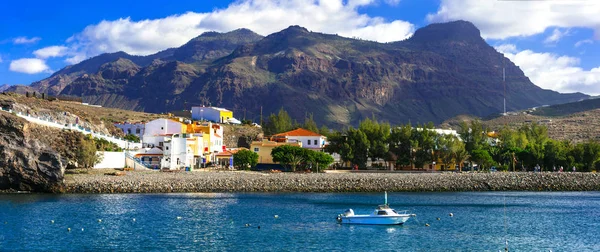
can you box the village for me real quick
[114,106,335,171]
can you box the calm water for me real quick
[1,192,599,251]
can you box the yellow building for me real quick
[191,106,234,123]
[182,121,225,163]
[251,139,302,164]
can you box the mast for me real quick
[503,58,506,116]
[384,191,388,205]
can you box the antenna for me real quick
[503,58,506,116]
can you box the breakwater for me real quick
[61,171,600,193]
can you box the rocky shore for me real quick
[61,170,600,193]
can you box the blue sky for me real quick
[1,0,599,94]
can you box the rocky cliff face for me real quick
[7,21,588,127]
[0,113,65,192]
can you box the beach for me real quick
[61,170,600,193]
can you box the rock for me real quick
[0,113,65,192]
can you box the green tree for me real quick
[458,120,488,155]
[436,134,463,171]
[519,123,548,168]
[271,145,307,171]
[543,139,569,170]
[412,123,436,169]
[233,149,259,170]
[77,135,103,168]
[305,150,334,172]
[359,118,390,164]
[263,108,294,135]
[319,125,331,137]
[471,149,494,171]
[389,123,413,168]
[454,147,470,172]
[303,113,319,133]
[124,134,140,142]
[346,128,370,169]
[581,140,600,172]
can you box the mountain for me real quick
[7,21,587,127]
[0,84,10,92]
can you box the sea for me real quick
[1,192,599,251]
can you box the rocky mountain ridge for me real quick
[7,21,588,127]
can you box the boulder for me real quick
[0,113,65,192]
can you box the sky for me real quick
[1,0,599,95]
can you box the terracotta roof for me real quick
[272,128,322,137]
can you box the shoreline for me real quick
[55,170,600,193]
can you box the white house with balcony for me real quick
[115,122,145,138]
[160,133,205,170]
[142,118,185,148]
[271,128,327,150]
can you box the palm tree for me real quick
[454,149,470,172]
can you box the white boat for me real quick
[336,192,415,225]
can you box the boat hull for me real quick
[338,215,411,225]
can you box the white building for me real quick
[142,118,185,148]
[271,128,327,150]
[115,122,145,139]
[161,133,204,170]
[191,106,233,123]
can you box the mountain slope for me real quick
[7,21,587,127]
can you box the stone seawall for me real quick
[61,171,600,193]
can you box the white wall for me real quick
[287,136,326,149]
[115,123,145,138]
[191,107,220,122]
[0,109,141,150]
[144,119,183,137]
[94,151,125,169]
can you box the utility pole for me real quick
[260,106,263,125]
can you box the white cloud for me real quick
[9,58,51,74]
[383,0,400,6]
[544,28,569,44]
[427,0,600,40]
[494,44,517,54]
[13,36,41,44]
[496,44,600,95]
[33,46,69,59]
[54,0,414,63]
[575,39,593,47]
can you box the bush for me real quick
[233,150,259,170]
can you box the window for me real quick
[166,147,169,150]
[377,211,387,215]
[161,127,164,130]
[254,148,259,152]
[159,142,163,147]
[136,128,141,134]
[314,139,318,145]
[307,140,311,146]
[127,129,131,134]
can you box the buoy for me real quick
[81,228,84,231]
[67,228,71,232]
[176,216,182,220]
[274,215,279,219]
[436,217,440,221]
[425,223,430,227]
[245,223,250,227]
[449,213,454,217]
[51,220,55,224]
[132,218,136,222]
[98,219,102,223]
[257,226,261,229]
